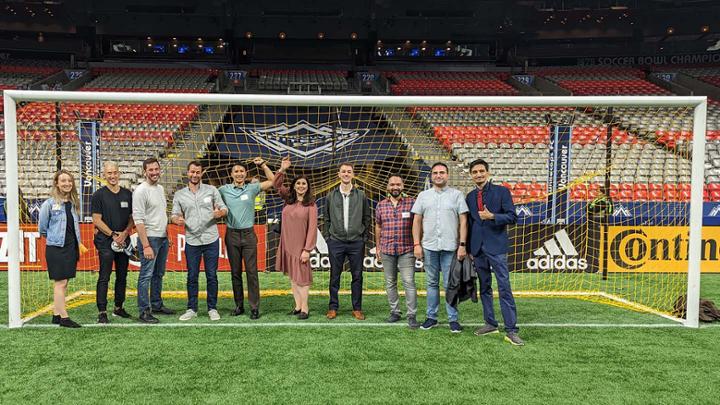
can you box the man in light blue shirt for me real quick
[218,157,276,319]
[412,162,469,333]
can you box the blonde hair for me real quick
[50,170,80,212]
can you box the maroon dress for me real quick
[273,173,318,286]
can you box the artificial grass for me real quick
[1,273,719,404]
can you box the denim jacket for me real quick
[38,197,82,247]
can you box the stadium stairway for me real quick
[156,104,230,194]
[382,107,474,192]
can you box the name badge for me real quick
[203,196,212,204]
[240,194,249,201]
[120,201,129,208]
[52,204,62,211]
[401,212,411,219]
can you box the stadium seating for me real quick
[387,71,518,96]
[1,66,216,198]
[254,69,349,92]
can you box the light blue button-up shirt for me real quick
[219,182,261,230]
[411,186,469,252]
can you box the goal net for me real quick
[2,91,706,327]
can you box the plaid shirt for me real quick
[375,196,415,255]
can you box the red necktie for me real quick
[477,189,484,211]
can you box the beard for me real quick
[389,190,402,198]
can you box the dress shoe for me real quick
[298,312,309,320]
[352,310,366,321]
[52,315,61,325]
[250,309,260,320]
[232,306,245,316]
[326,309,337,319]
[288,308,301,315]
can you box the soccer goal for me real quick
[2,90,707,328]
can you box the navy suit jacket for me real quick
[466,183,517,256]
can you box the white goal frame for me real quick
[2,90,707,328]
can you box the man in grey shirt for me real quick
[411,162,469,333]
[133,157,174,323]
[171,161,228,321]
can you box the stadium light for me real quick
[279,32,286,39]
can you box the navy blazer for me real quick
[466,183,517,256]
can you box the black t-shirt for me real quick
[91,186,133,247]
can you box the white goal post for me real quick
[2,90,707,328]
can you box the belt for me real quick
[228,227,254,233]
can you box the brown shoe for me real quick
[326,310,337,319]
[352,310,366,321]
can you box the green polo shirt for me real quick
[219,182,261,230]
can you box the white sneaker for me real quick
[208,309,221,321]
[179,309,197,321]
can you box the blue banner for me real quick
[78,121,101,222]
[546,125,572,224]
[216,106,400,168]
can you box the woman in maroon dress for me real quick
[273,157,317,319]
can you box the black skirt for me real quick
[46,203,79,281]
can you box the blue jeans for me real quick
[423,249,458,322]
[137,237,168,313]
[185,239,219,311]
[474,252,518,333]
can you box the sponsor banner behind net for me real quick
[0,224,267,272]
[606,226,720,273]
[216,106,399,168]
[509,224,598,273]
[78,121,101,222]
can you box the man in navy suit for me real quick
[466,159,524,346]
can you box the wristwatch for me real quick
[459,242,466,247]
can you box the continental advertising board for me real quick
[606,226,720,273]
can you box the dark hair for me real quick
[286,175,315,206]
[142,157,159,171]
[468,158,490,172]
[338,163,354,172]
[387,174,404,184]
[231,162,248,171]
[431,162,449,172]
[187,160,203,170]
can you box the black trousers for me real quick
[327,239,365,311]
[225,228,259,310]
[96,244,129,312]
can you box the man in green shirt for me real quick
[218,157,276,319]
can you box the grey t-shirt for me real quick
[171,183,227,246]
[132,181,168,238]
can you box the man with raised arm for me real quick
[219,157,276,320]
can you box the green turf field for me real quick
[1,273,719,404]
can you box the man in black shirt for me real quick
[91,162,135,323]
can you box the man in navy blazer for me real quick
[466,159,524,346]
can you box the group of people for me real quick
[37,156,524,345]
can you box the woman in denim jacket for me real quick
[38,170,83,328]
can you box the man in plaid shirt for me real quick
[374,175,419,329]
